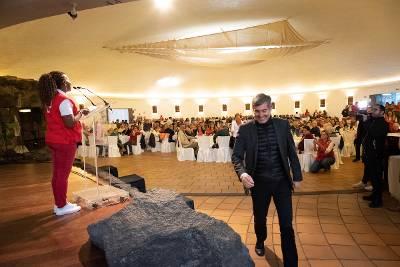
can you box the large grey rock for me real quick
[88,189,254,267]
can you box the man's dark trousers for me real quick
[251,178,298,267]
[364,157,384,204]
[354,139,362,160]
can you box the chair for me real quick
[341,130,356,157]
[176,140,195,161]
[216,136,232,163]
[296,153,304,171]
[133,135,143,155]
[302,139,315,172]
[161,134,172,153]
[151,135,161,152]
[169,134,177,152]
[87,135,98,158]
[197,136,215,162]
[331,136,341,169]
[107,136,121,157]
[169,141,176,152]
[144,131,152,151]
[77,144,87,158]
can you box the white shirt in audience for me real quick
[231,120,241,138]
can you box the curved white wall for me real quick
[74,83,400,118]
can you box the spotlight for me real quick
[154,0,173,11]
[67,3,78,20]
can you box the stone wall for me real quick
[0,76,46,160]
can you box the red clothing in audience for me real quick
[315,139,334,161]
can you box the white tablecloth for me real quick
[388,155,400,201]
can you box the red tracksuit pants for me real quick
[47,143,77,208]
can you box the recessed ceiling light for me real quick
[154,0,173,11]
[156,76,181,87]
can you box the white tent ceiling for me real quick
[0,0,400,99]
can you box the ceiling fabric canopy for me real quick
[104,20,327,66]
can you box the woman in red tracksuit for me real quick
[38,71,89,216]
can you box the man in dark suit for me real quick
[362,104,389,208]
[232,93,302,267]
[353,113,367,162]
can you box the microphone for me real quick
[81,87,112,111]
[73,86,96,107]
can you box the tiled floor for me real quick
[190,194,400,267]
[88,153,364,194]
[1,154,400,266]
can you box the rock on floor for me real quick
[88,189,254,267]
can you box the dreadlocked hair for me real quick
[49,71,66,89]
[38,73,57,108]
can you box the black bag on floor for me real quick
[119,174,146,193]
[99,165,119,178]
[179,195,195,210]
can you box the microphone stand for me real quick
[82,87,112,111]
[73,87,97,107]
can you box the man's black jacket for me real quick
[232,118,303,187]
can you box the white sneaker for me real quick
[364,185,373,192]
[55,203,81,216]
[352,181,366,189]
[53,202,78,213]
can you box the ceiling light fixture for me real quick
[156,76,181,87]
[154,0,173,11]
[67,3,78,20]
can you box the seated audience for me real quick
[212,123,230,147]
[163,122,176,142]
[297,126,314,153]
[310,120,321,137]
[177,125,199,156]
[205,123,215,136]
[310,130,335,173]
[123,126,140,155]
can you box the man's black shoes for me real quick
[255,242,265,256]
[362,195,373,201]
[363,195,383,208]
[369,202,383,208]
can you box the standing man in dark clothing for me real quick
[353,108,373,190]
[232,93,302,267]
[362,104,389,208]
[353,113,367,162]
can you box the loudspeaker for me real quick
[119,174,146,193]
[180,195,195,210]
[99,165,119,178]
[73,158,83,169]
